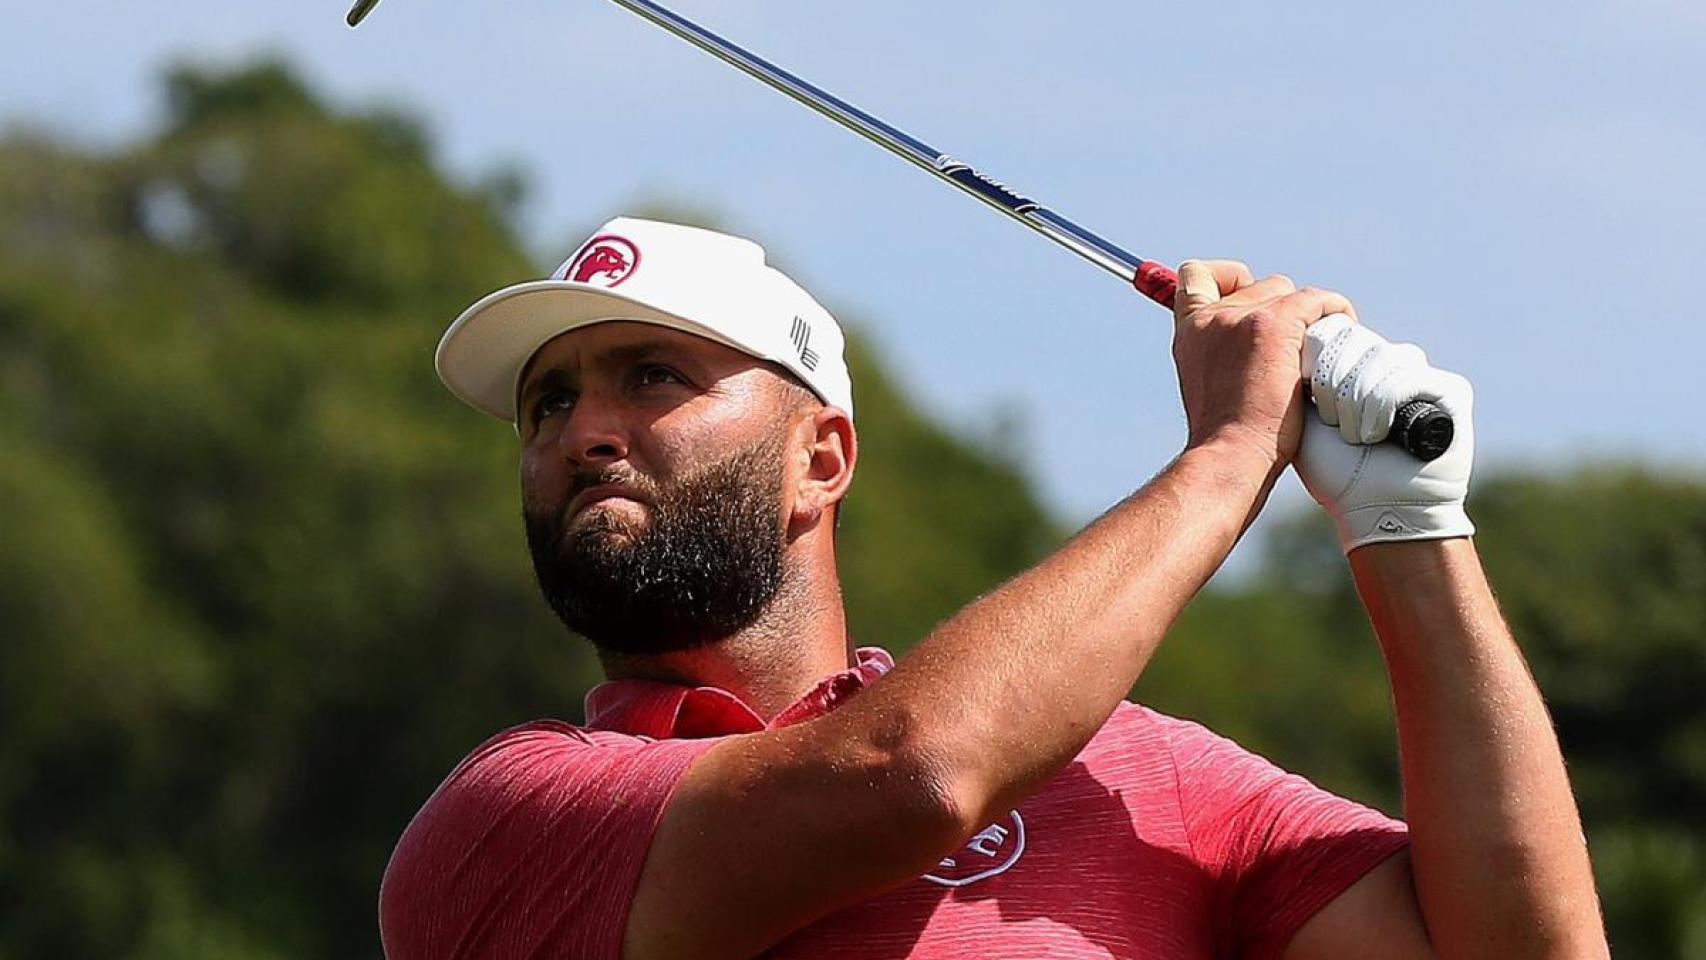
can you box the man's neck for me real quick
[598,561,854,721]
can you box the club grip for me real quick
[1133,260,1180,307]
[1132,260,1454,461]
[1391,399,1454,461]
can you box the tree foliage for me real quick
[0,61,1057,958]
[1,60,1700,959]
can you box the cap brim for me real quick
[435,279,755,422]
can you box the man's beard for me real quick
[523,436,788,656]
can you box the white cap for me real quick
[436,217,853,422]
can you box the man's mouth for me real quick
[567,484,646,519]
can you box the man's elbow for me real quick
[802,709,985,870]
[857,724,994,863]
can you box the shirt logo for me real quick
[564,235,640,287]
[922,810,1026,887]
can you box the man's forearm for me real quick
[835,439,1275,830]
[1351,539,1607,958]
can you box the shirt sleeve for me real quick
[379,720,717,960]
[1161,713,1410,960]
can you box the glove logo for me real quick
[922,810,1025,888]
[564,235,640,288]
[1376,512,1413,535]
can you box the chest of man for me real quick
[762,758,1218,960]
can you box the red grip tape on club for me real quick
[1133,260,1179,309]
[1131,258,1454,461]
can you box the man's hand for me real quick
[1295,315,1476,552]
[626,260,1338,959]
[1172,261,1354,478]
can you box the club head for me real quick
[347,0,382,27]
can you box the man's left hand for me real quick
[1296,314,1476,553]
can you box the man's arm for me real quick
[629,441,1273,959]
[1287,539,1606,959]
[1269,310,1608,958]
[623,264,1341,959]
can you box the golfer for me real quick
[380,217,1607,959]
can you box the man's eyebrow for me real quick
[601,341,675,367]
[519,340,688,404]
[518,365,572,411]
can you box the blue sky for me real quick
[7,0,1703,562]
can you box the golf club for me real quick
[346,0,1454,462]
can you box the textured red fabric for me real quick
[380,649,1407,959]
[378,723,714,960]
[1133,259,1181,308]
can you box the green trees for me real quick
[0,61,1057,958]
[1,59,1700,959]
[1478,471,1706,956]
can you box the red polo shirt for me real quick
[380,649,1408,959]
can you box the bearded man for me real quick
[379,217,1607,959]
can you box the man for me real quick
[380,216,1607,959]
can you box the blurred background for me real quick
[2,1,1703,957]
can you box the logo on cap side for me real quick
[564,235,641,288]
[790,316,820,372]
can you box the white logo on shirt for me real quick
[922,810,1026,887]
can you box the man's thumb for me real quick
[1174,260,1223,317]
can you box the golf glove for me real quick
[1295,314,1475,553]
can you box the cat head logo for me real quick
[564,235,640,288]
[922,810,1025,887]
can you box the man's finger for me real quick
[1217,273,1298,308]
[1175,259,1255,315]
[1270,286,1357,327]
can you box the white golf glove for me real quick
[1295,314,1476,553]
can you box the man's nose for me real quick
[556,389,629,467]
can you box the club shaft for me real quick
[346,0,1449,459]
[600,0,1452,461]
[605,0,1154,289]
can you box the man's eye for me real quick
[534,390,574,420]
[636,364,683,387]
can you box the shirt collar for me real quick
[582,647,895,739]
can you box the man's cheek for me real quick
[519,455,570,513]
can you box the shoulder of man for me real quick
[1098,703,1409,958]
[379,720,716,960]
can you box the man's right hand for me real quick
[1170,260,1355,480]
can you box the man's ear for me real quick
[788,405,856,535]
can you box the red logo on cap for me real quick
[564,235,640,288]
